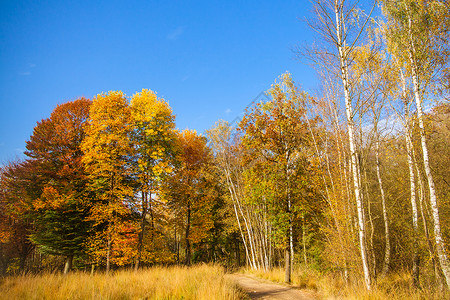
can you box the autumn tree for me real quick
[81,91,135,273]
[162,129,215,265]
[239,73,321,283]
[207,120,273,270]
[0,160,36,274]
[129,89,177,269]
[304,0,377,289]
[24,98,92,274]
[382,0,450,288]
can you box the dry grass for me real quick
[244,266,449,299]
[0,264,245,300]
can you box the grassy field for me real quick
[3,263,448,299]
[0,264,244,300]
[244,266,449,299]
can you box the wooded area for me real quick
[1,0,449,293]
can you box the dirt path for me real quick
[227,274,318,300]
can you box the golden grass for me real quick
[244,266,449,299]
[0,264,245,300]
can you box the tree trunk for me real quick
[289,207,294,275]
[106,232,111,274]
[107,175,114,275]
[63,255,73,275]
[135,190,148,271]
[285,161,292,283]
[175,224,180,264]
[185,200,191,265]
[285,247,291,283]
[302,214,308,266]
[406,10,450,289]
[227,173,256,269]
[412,75,450,288]
[334,0,371,290]
[398,66,421,286]
[236,236,241,266]
[376,139,391,278]
[416,161,443,289]
[406,118,420,286]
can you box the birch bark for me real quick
[334,0,371,290]
[406,9,450,286]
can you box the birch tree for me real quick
[207,121,273,271]
[306,0,376,289]
[382,0,450,288]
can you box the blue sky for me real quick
[0,0,319,163]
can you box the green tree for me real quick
[239,73,321,283]
[24,98,92,273]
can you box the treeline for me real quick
[1,0,450,293]
[0,90,238,275]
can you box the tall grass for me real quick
[244,266,449,299]
[0,264,244,300]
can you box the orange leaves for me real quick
[82,91,132,181]
[176,129,209,170]
[240,72,311,163]
[26,98,91,179]
[85,221,138,266]
[162,129,217,250]
[81,91,135,266]
[33,186,69,210]
[81,89,178,267]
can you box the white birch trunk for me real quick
[334,0,371,290]
[402,89,420,285]
[225,167,253,268]
[411,69,450,287]
[405,9,450,288]
[376,139,391,277]
[415,158,443,289]
[228,174,256,269]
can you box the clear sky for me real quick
[0,0,318,164]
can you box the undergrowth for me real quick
[244,266,449,299]
[0,264,244,300]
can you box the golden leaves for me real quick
[80,89,177,265]
[34,186,71,210]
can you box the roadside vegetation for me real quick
[245,266,449,299]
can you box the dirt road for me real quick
[227,274,318,300]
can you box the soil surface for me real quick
[227,274,318,300]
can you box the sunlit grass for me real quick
[244,266,449,299]
[0,264,244,300]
